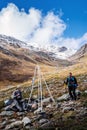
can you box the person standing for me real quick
[65,72,78,100]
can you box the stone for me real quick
[0,111,14,116]
[9,119,16,123]
[34,107,42,114]
[84,90,87,93]
[57,93,69,102]
[22,117,31,126]
[17,112,25,116]
[40,121,50,128]
[0,121,7,129]
[46,104,52,108]
[56,103,61,108]
[62,107,74,113]
[39,119,49,125]
[5,121,23,130]
[76,90,81,96]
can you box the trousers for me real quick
[68,86,77,100]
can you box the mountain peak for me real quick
[58,46,67,52]
[0,34,76,59]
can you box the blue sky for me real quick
[0,0,87,49]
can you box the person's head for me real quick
[69,72,72,77]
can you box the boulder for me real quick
[84,90,87,93]
[57,93,69,102]
[76,90,81,96]
[57,90,81,102]
[34,107,42,114]
[22,117,31,126]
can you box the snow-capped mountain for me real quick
[0,34,76,59]
[0,34,76,85]
[0,34,27,48]
[27,42,76,59]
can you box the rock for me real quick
[39,119,49,125]
[34,107,42,114]
[76,90,81,96]
[5,121,23,130]
[46,104,53,108]
[24,125,31,129]
[32,115,42,121]
[84,90,87,93]
[42,97,51,103]
[57,90,81,102]
[62,107,74,113]
[17,112,25,116]
[22,117,31,126]
[0,120,7,129]
[56,103,61,108]
[0,111,14,116]
[57,93,69,102]
[9,119,16,123]
[40,120,50,128]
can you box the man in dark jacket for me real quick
[12,87,27,111]
[65,72,78,100]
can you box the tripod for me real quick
[28,65,55,111]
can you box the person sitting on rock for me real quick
[12,86,26,111]
[64,72,78,100]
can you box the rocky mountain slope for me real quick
[70,43,87,61]
[0,35,87,129]
[0,34,73,87]
[0,55,87,130]
[28,42,76,59]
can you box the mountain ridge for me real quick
[70,43,87,61]
[0,34,86,87]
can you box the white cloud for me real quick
[55,33,87,49]
[0,3,87,50]
[0,3,41,41]
[29,12,66,45]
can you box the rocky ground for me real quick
[0,90,87,130]
[0,74,87,130]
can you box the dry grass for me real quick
[0,51,87,101]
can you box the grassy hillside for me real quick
[0,54,87,101]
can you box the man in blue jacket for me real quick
[65,72,78,100]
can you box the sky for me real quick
[0,0,87,49]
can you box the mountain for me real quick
[28,42,76,59]
[0,34,73,87]
[0,34,76,59]
[0,35,87,130]
[70,43,87,61]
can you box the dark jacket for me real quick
[66,76,78,87]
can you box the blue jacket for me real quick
[66,76,78,87]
